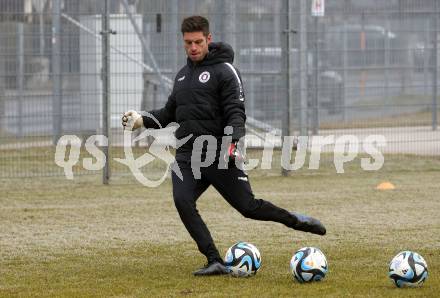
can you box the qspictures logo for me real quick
[54,112,191,187]
[54,113,387,187]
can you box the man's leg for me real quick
[171,162,227,275]
[204,164,326,235]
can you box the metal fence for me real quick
[0,0,439,179]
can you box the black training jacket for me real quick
[142,42,246,153]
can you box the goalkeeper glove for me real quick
[122,110,143,130]
[224,141,245,164]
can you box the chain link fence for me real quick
[0,0,439,179]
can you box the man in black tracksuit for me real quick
[122,16,326,276]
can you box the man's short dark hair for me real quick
[181,15,210,36]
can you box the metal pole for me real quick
[249,21,255,118]
[424,19,429,96]
[312,16,319,135]
[281,0,293,176]
[224,0,236,50]
[17,23,24,138]
[101,0,111,184]
[52,0,62,144]
[342,20,347,122]
[299,0,308,135]
[170,0,178,73]
[214,0,223,41]
[39,11,45,56]
[384,19,390,103]
[287,4,295,139]
[432,1,438,131]
[398,1,406,94]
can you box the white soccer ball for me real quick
[290,247,328,282]
[388,251,428,287]
[224,242,261,277]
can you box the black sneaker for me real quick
[290,212,326,235]
[193,261,229,276]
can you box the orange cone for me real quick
[376,181,395,190]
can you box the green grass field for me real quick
[1,154,440,297]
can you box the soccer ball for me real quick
[290,247,328,282]
[388,251,428,287]
[224,242,261,277]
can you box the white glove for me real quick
[122,110,143,131]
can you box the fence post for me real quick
[170,0,178,73]
[101,0,112,184]
[432,1,438,131]
[17,23,24,138]
[299,0,308,135]
[249,21,255,118]
[52,0,62,144]
[342,20,347,123]
[281,0,294,176]
[424,19,429,96]
[384,19,390,103]
[312,15,319,135]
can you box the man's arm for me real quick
[122,93,176,130]
[142,93,176,129]
[220,63,246,141]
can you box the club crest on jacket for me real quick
[199,71,210,83]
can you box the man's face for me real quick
[183,31,211,62]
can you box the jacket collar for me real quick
[187,42,234,67]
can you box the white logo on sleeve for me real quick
[177,75,185,82]
[224,62,245,102]
[199,71,210,83]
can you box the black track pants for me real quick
[171,161,296,262]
